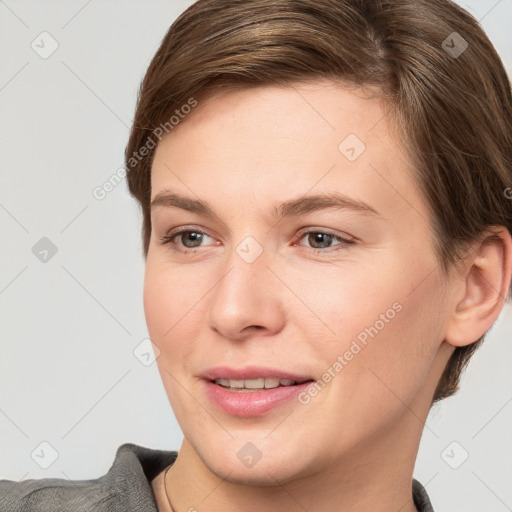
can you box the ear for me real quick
[444,226,512,348]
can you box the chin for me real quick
[203,452,305,487]
[186,432,312,484]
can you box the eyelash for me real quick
[158,226,355,256]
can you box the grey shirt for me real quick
[0,443,434,511]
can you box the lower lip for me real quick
[203,380,314,417]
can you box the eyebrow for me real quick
[150,191,379,219]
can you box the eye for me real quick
[159,227,218,254]
[295,229,355,253]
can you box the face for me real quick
[144,81,454,485]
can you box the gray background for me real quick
[0,1,511,511]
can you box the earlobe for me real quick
[445,227,512,348]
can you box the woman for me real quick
[1,0,511,510]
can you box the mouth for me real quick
[201,366,316,415]
[211,377,314,392]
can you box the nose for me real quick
[207,243,286,341]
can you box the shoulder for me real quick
[0,474,119,512]
[412,478,435,512]
[0,442,178,512]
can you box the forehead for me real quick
[150,81,429,228]
[155,81,392,156]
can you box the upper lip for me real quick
[201,365,314,383]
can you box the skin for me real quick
[145,80,512,512]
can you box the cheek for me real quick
[338,270,446,410]
[290,257,406,350]
[143,268,171,341]
[142,260,205,371]
[302,251,446,396]
[143,262,204,419]
[143,255,202,333]
[301,275,446,453]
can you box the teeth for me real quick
[264,378,280,388]
[245,378,265,389]
[214,378,298,389]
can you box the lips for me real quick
[200,365,315,416]
[203,379,314,416]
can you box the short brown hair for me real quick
[125,0,512,402]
